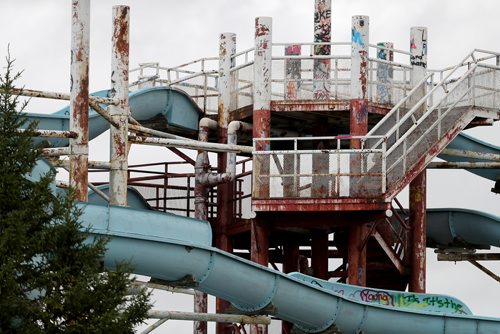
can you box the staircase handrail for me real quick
[385,64,478,157]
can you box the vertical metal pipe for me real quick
[69,0,90,201]
[350,15,369,148]
[376,42,393,104]
[251,24,272,330]
[409,26,428,293]
[285,44,301,99]
[215,34,236,334]
[250,218,269,334]
[253,17,272,199]
[109,5,130,206]
[313,0,331,99]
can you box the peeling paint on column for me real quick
[350,15,369,149]
[285,44,301,99]
[351,15,369,101]
[109,5,130,207]
[313,0,331,99]
[69,0,90,201]
[376,42,393,104]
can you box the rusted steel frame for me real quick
[372,230,405,275]
[30,129,77,138]
[88,99,119,128]
[428,161,500,169]
[129,135,253,154]
[311,231,329,279]
[109,5,130,207]
[148,310,271,325]
[313,0,331,99]
[360,220,380,251]
[69,0,90,201]
[42,147,70,157]
[468,260,500,283]
[439,148,500,161]
[128,123,193,141]
[437,253,500,261]
[409,171,426,293]
[88,183,110,202]
[168,147,196,166]
[129,160,191,168]
[9,87,118,105]
[53,159,110,170]
[347,223,368,286]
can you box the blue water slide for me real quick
[426,208,500,249]
[27,159,500,333]
[24,86,202,147]
[79,203,500,334]
[440,132,499,181]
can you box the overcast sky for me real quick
[1,0,499,333]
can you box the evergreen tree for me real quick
[0,53,151,333]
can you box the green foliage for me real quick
[0,53,151,333]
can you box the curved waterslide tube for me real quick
[440,132,499,181]
[426,208,500,249]
[288,272,472,315]
[78,204,500,334]
[24,86,201,147]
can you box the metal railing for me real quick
[252,135,387,199]
[129,41,416,114]
[366,49,500,192]
[125,158,252,220]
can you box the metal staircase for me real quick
[366,50,500,200]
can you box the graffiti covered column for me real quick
[376,42,394,104]
[251,16,272,334]
[215,32,236,334]
[313,0,331,99]
[350,15,369,146]
[409,26,428,293]
[69,0,90,201]
[109,6,130,207]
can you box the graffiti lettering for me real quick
[352,28,364,47]
[359,289,394,306]
[410,54,426,68]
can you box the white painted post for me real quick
[69,0,90,201]
[253,16,273,200]
[409,26,428,294]
[109,6,130,206]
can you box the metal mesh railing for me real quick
[252,136,387,200]
[366,49,500,191]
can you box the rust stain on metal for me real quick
[113,7,130,58]
[359,50,368,99]
[255,18,270,37]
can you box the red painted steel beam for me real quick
[311,231,329,280]
[409,170,426,293]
